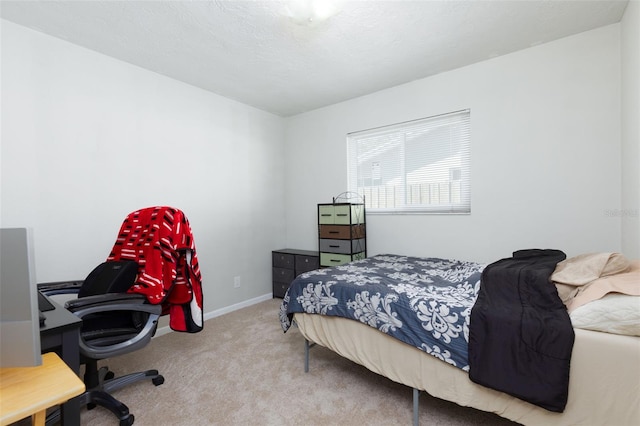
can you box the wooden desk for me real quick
[0,352,85,426]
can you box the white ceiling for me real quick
[0,0,629,117]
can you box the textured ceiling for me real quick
[0,0,629,117]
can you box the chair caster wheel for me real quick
[120,414,134,425]
[152,375,165,386]
[105,371,115,380]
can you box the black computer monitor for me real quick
[0,227,42,367]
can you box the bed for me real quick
[279,252,640,426]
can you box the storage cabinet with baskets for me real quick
[318,202,366,267]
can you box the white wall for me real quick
[284,24,622,263]
[1,13,633,320]
[0,20,286,313]
[621,0,640,259]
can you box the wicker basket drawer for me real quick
[272,252,294,268]
[272,267,294,283]
[295,255,319,273]
[272,281,290,298]
[319,224,366,239]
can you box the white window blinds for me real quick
[347,109,470,214]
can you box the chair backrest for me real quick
[76,260,149,343]
[78,261,139,298]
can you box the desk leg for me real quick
[59,327,81,426]
[33,409,47,426]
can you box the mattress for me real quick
[281,254,485,371]
[294,313,640,426]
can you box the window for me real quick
[347,109,470,214]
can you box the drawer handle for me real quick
[329,245,339,248]
[337,214,348,217]
[330,259,341,263]
[329,231,339,234]
[321,214,331,217]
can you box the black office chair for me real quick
[41,260,163,426]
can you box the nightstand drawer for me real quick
[273,281,290,298]
[272,252,294,268]
[272,267,295,282]
[295,255,319,273]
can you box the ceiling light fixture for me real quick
[284,0,342,26]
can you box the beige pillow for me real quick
[551,252,630,286]
[564,260,640,312]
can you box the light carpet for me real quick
[78,298,518,425]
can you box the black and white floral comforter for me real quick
[279,254,485,371]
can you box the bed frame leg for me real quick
[413,388,419,426]
[304,339,317,373]
[304,339,310,373]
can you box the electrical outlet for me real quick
[233,276,241,288]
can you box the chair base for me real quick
[82,389,135,426]
[87,366,164,424]
[46,366,164,426]
[100,366,165,394]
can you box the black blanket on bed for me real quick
[468,249,574,412]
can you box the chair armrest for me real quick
[66,293,162,359]
[65,293,160,314]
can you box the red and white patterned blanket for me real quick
[107,206,203,333]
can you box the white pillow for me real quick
[570,293,640,336]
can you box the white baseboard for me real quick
[154,293,274,337]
